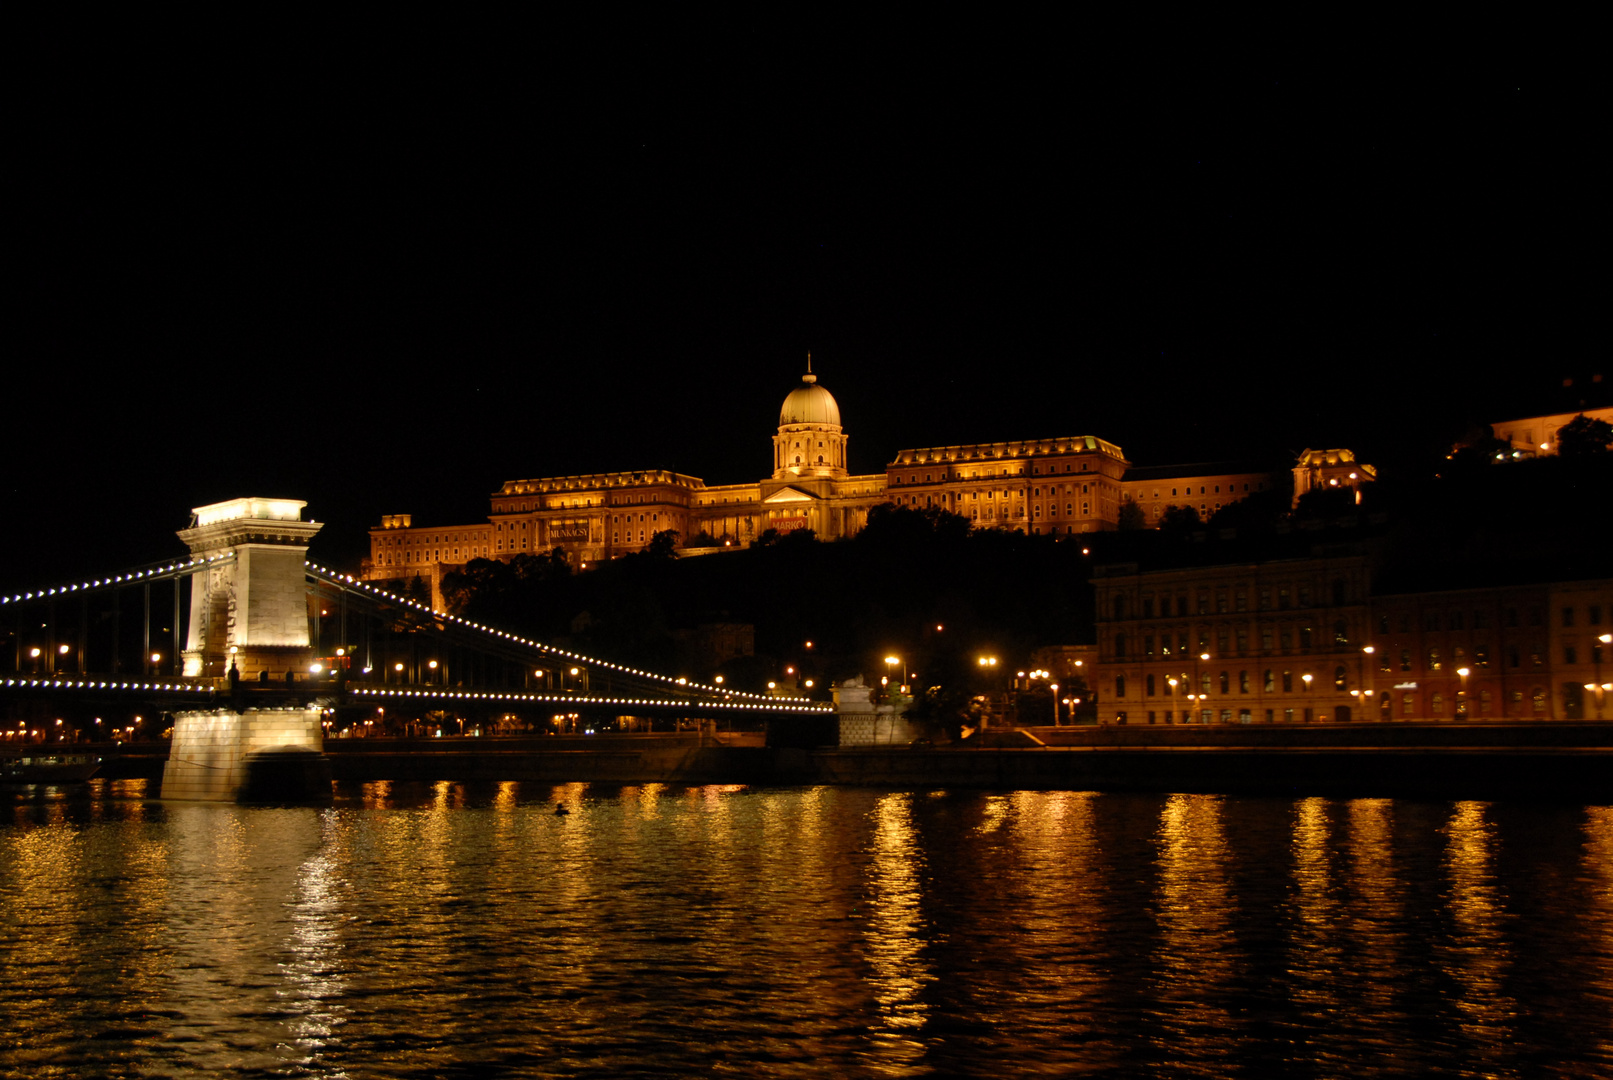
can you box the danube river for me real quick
[2,780,1610,1078]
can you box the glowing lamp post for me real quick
[1596,635,1612,720]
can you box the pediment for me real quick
[763,487,816,504]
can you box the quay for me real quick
[78,721,1613,802]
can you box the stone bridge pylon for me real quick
[177,497,324,680]
[163,497,330,802]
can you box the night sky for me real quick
[10,43,1600,588]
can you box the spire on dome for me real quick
[803,352,816,385]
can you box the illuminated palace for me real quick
[363,365,1373,605]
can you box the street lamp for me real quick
[1359,646,1375,720]
[1595,635,1612,720]
[1192,652,1210,724]
[1456,666,1471,719]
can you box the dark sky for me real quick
[8,42,1601,588]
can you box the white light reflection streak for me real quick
[1438,801,1514,1053]
[279,823,350,1072]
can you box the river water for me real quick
[2,780,1610,1079]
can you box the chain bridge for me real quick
[2,497,830,800]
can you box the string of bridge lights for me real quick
[2,678,208,694]
[1,557,822,711]
[0,552,237,605]
[304,563,817,706]
[348,687,831,713]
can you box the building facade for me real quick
[1092,554,1375,725]
[362,364,1372,608]
[1092,548,1611,724]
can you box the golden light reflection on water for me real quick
[994,790,1113,1059]
[1438,801,1514,1052]
[974,792,1010,835]
[863,792,933,1066]
[1344,798,1403,1017]
[1152,793,1240,1047]
[1585,806,1613,1064]
[6,785,1612,1078]
[1288,796,1343,1023]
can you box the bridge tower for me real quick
[162,497,330,802]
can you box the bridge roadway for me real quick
[0,670,834,723]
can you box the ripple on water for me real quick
[0,782,1609,1078]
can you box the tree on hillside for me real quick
[1208,487,1291,534]
[1293,485,1357,520]
[1557,413,1613,456]
[1117,498,1146,530]
[646,529,680,559]
[860,503,971,543]
[1159,504,1200,534]
[511,547,572,582]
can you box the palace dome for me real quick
[779,372,841,428]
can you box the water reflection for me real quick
[1288,796,1343,1024]
[1152,793,1241,1066]
[1440,802,1514,1056]
[862,792,932,1066]
[1345,798,1403,1018]
[3,784,1611,1078]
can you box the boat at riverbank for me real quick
[1,751,101,785]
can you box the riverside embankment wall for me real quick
[95,723,1613,800]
